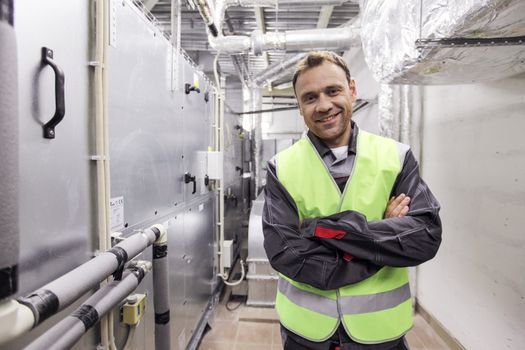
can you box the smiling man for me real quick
[262,51,442,350]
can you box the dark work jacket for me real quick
[263,122,442,290]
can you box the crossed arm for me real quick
[262,149,442,290]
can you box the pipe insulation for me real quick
[0,0,19,301]
[361,0,525,84]
[24,262,152,350]
[152,226,171,350]
[252,26,361,55]
[209,26,361,55]
[252,53,305,87]
[16,226,162,328]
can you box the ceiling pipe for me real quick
[251,26,360,55]
[209,26,360,55]
[252,53,305,87]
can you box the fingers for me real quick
[384,193,411,218]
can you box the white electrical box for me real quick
[223,240,233,268]
[207,151,223,180]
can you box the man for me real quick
[263,51,442,350]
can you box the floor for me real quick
[198,289,451,350]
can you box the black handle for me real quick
[185,83,200,95]
[41,47,65,139]
[184,172,196,194]
[204,175,210,187]
[235,166,243,176]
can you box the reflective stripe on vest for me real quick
[275,130,413,343]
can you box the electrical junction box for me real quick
[121,293,146,325]
[223,240,234,268]
[207,151,223,181]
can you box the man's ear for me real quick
[349,79,357,98]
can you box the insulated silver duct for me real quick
[252,53,305,87]
[361,0,525,84]
[0,0,19,301]
[209,26,361,55]
[251,26,361,55]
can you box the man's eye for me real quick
[304,95,316,103]
[328,89,339,95]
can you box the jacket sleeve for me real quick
[301,150,442,267]
[263,160,383,290]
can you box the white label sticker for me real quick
[110,196,124,229]
[199,204,204,212]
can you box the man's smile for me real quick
[316,111,342,124]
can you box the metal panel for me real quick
[181,60,213,201]
[15,0,93,294]
[108,1,185,229]
[182,199,215,343]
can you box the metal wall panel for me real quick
[108,1,185,230]
[181,61,213,201]
[0,1,95,349]
[14,0,93,295]
[182,199,215,343]
[106,2,217,349]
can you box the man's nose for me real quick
[315,93,332,113]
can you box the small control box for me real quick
[121,293,146,325]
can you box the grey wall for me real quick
[418,73,525,350]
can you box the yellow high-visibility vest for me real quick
[275,130,413,343]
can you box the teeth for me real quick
[319,113,338,122]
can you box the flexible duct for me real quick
[361,0,525,84]
[0,0,18,302]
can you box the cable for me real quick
[221,258,246,286]
[122,324,137,350]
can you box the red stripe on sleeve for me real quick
[343,253,354,262]
[314,226,347,239]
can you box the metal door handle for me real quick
[41,47,65,139]
[184,172,196,194]
[185,83,200,94]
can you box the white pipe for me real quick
[0,300,34,346]
[94,0,111,348]
[213,53,245,286]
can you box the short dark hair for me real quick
[292,51,352,94]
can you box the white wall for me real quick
[418,73,525,350]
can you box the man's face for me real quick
[295,61,356,148]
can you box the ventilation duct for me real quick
[361,0,525,84]
[252,53,305,87]
[209,26,360,55]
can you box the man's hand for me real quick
[384,193,410,218]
